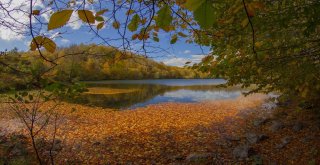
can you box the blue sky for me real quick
[0,0,210,66]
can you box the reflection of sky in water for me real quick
[129,89,242,109]
[87,79,226,86]
[79,79,245,109]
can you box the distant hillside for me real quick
[0,44,208,91]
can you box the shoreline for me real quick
[0,94,319,164]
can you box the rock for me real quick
[301,136,314,143]
[246,133,269,144]
[43,150,58,156]
[214,140,231,147]
[253,117,269,127]
[11,147,23,156]
[72,144,81,150]
[261,102,277,110]
[35,138,46,147]
[171,155,184,161]
[92,141,101,146]
[276,137,292,149]
[11,134,28,140]
[0,137,6,144]
[52,140,63,151]
[292,122,304,132]
[276,100,291,107]
[224,135,241,142]
[269,121,284,132]
[10,143,26,156]
[0,130,5,137]
[233,145,252,159]
[186,153,214,163]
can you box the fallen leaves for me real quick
[1,94,319,164]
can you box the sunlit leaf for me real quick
[48,10,73,30]
[43,37,56,53]
[78,10,95,24]
[30,36,44,51]
[30,36,56,53]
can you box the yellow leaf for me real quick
[43,37,56,53]
[126,9,135,15]
[255,41,263,48]
[78,10,95,24]
[48,10,73,30]
[87,0,94,4]
[30,36,56,53]
[241,18,249,27]
[30,36,44,51]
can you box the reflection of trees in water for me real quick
[71,84,168,109]
[70,84,243,109]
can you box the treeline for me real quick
[0,44,208,91]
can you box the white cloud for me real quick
[61,38,70,43]
[67,12,82,30]
[183,50,191,54]
[163,57,189,67]
[163,54,206,67]
[191,55,206,63]
[0,0,48,41]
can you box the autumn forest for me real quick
[0,0,319,164]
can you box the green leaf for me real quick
[170,34,178,44]
[95,16,104,22]
[48,10,73,30]
[193,0,216,29]
[96,9,108,16]
[128,14,140,32]
[156,5,172,30]
[184,0,206,11]
[78,10,95,24]
[153,37,159,42]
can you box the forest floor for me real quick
[0,94,319,164]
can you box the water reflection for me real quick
[71,79,243,109]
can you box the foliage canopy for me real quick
[1,0,319,106]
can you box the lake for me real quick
[73,79,244,109]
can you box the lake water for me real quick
[74,79,244,109]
